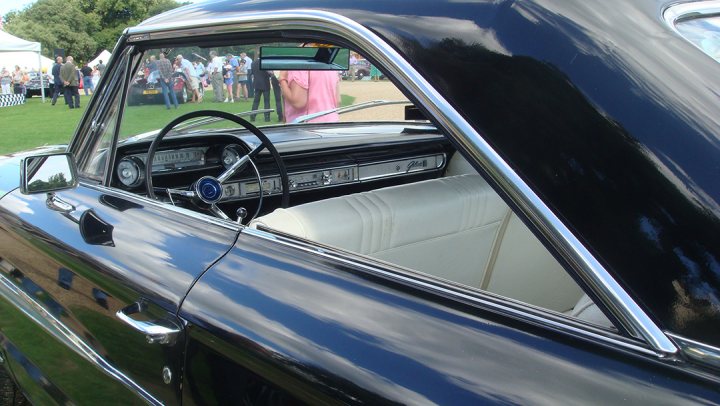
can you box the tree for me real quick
[4,0,99,60]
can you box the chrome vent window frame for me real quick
[663,1,720,58]
[667,332,720,371]
[109,9,676,354]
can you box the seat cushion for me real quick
[252,171,588,314]
[251,175,508,286]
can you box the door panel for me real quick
[0,184,238,404]
[180,232,720,404]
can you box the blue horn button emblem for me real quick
[195,176,223,204]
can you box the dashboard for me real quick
[112,123,452,206]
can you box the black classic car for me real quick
[1,0,720,404]
[24,72,51,98]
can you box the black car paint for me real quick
[142,0,720,347]
[180,233,719,404]
[0,184,237,404]
[0,0,719,404]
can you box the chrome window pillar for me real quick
[125,9,677,355]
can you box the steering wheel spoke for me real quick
[145,110,289,220]
[159,187,196,198]
[209,204,230,220]
[216,145,263,184]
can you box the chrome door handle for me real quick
[116,302,181,345]
[46,192,75,213]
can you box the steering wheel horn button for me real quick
[195,176,224,204]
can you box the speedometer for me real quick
[117,156,145,187]
[221,146,242,169]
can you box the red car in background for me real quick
[127,70,187,106]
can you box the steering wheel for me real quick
[145,110,289,221]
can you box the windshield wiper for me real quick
[292,100,411,124]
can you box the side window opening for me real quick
[251,150,615,331]
[242,40,618,332]
[88,32,616,332]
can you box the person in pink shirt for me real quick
[278,69,340,123]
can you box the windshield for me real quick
[118,42,410,141]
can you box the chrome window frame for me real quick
[98,9,677,354]
[663,1,720,58]
[663,1,720,28]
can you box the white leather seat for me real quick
[566,294,613,328]
[252,174,508,287]
[251,153,595,315]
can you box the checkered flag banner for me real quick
[0,94,26,107]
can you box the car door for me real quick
[0,174,238,404]
[176,228,720,404]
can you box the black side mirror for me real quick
[20,153,78,194]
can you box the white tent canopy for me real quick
[0,30,40,52]
[89,50,111,68]
[0,30,46,101]
[0,52,54,72]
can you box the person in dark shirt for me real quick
[51,56,64,105]
[60,56,80,108]
[157,52,178,109]
[250,58,271,122]
[80,63,93,95]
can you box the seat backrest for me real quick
[251,154,584,312]
[251,175,508,287]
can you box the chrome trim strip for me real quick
[0,272,162,405]
[222,153,444,201]
[122,10,676,353]
[242,227,659,357]
[663,1,720,57]
[663,1,720,26]
[667,332,720,369]
[358,154,445,181]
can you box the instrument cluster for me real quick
[116,144,246,188]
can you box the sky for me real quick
[0,0,36,18]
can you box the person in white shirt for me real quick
[240,52,254,97]
[176,54,200,102]
[207,51,225,102]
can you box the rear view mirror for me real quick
[20,153,78,194]
[260,46,350,70]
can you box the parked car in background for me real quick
[1,0,720,404]
[350,58,370,79]
[127,71,187,106]
[23,72,51,98]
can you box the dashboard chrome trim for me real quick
[221,153,445,201]
[123,9,676,354]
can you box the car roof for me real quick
[134,0,720,347]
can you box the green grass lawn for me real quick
[0,91,356,155]
[0,94,86,155]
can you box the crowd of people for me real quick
[48,55,105,108]
[0,56,105,109]
[138,49,343,124]
[0,65,33,96]
[3,47,375,124]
